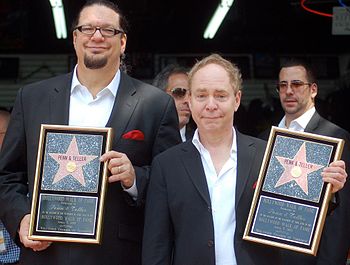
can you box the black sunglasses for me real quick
[170,87,189,99]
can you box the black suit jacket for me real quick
[260,112,350,265]
[0,72,181,265]
[142,131,281,265]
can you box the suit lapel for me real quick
[235,132,255,208]
[181,142,211,206]
[180,133,258,208]
[49,73,72,125]
[106,72,139,144]
[304,111,321,133]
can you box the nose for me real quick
[91,29,104,40]
[205,96,218,110]
[285,83,294,94]
[182,92,190,102]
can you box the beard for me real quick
[84,54,108,69]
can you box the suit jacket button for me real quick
[207,240,214,247]
[207,206,211,212]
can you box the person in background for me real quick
[142,54,346,265]
[0,107,20,265]
[260,58,350,265]
[153,64,196,141]
[0,1,180,265]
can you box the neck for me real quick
[77,63,119,98]
[199,127,233,150]
[285,105,314,128]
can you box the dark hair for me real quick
[280,58,316,84]
[153,64,189,91]
[71,0,129,33]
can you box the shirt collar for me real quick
[278,106,316,131]
[180,125,187,142]
[192,127,237,157]
[71,65,120,97]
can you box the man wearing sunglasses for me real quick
[261,58,350,265]
[153,64,196,142]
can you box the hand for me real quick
[322,160,347,193]
[100,151,136,188]
[19,214,53,251]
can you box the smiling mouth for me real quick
[87,47,107,52]
[203,116,220,119]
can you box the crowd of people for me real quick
[0,1,349,265]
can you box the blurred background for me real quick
[1,0,350,135]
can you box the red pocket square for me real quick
[122,130,145,141]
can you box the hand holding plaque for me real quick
[243,127,344,255]
[28,125,113,244]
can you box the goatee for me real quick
[84,55,108,69]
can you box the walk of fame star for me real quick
[274,142,324,195]
[48,136,98,186]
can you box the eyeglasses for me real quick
[276,80,311,93]
[169,87,189,99]
[75,25,124,37]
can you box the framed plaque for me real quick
[243,127,344,255]
[28,124,113,244]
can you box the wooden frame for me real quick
[28,124,113,244]
[243,127,344,255]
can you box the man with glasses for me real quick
[0,1,180,264]
[262,58,350,265]
[153,64,196,141]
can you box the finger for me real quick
[20,235,42,249]
[109,164,123,176]
[108,159,122,171]
[322,173,346,193]
[33,241,53,252]
[325,160,346,172]
[108,174,122,183]
[108,167,130,183]
[100,151,123,162]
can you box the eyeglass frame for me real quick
[74,25,125,37]
[276,80,312,93]
[169,87,189,99]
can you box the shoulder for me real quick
[237,130,267,149]
[20,73,72,95]
[313,114,350,139]
[121,73,172,101]
[153,141,193,162]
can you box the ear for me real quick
[234,90,242,112]
[73,30,78,50]
[310,83,318,100]
[120,34,127,55]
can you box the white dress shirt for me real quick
[278,107,316,132]
[69,66,137,197]
[69,66,120,127]
[192,128,237,265]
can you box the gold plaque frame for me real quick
[243,127,344,255]
[28,124,113,244]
